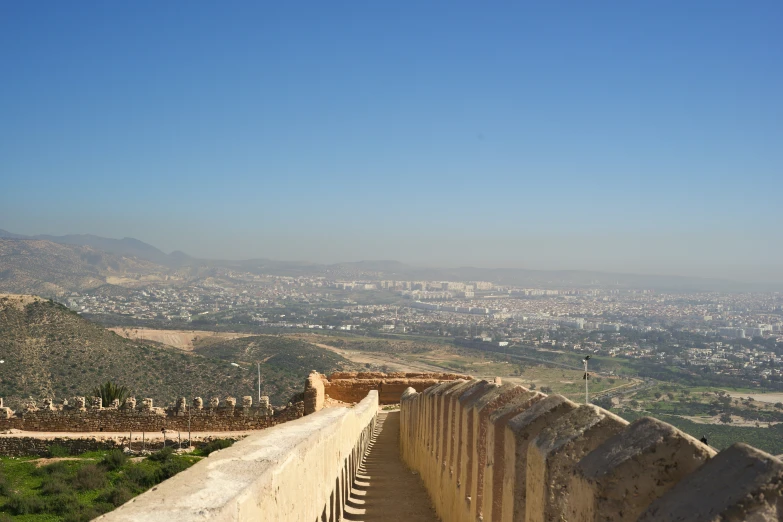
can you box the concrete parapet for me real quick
[99,390,379,522]
[637,442,783,522]
[568,416,716,522]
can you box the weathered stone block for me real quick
[567,416,715,522]
[637,443,783,522]
[210,397,220,408]
[91,397,102,410]
[453,380,497,522]
[469,384,535,522]
[193,397,203,410]
[502,394,577,522]
[242,396,253,408]
[304,371,325,414]
[441,379,492,522]
[526,405,628,522]
[482,389,542,522]
[225,397,236,408]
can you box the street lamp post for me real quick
[583,356,591,405]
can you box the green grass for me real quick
[0,448,201,521]
[617,410,783,456]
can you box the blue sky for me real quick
[1,2,781,281]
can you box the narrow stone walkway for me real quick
[344,411,439,522]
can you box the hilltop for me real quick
[0,295,353,408]
[0,238,166,296]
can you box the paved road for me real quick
[344,411,438,522]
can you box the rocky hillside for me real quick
[0,238,164,296]
[0,295,353,408]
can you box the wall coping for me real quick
[99,390,379,522]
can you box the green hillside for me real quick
[0,296,352,408]
[193,335,351,400]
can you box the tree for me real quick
[654,392,662,399]
[719,413,733,424]
[91,381,129,406]
[774,402,783,410]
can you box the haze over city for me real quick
[2,2,782,283]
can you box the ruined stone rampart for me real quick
[400,380,783,522]
[0,395,303,433]
[306,370,468,411]
[99,390,379,522]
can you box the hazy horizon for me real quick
[2,2,781,284]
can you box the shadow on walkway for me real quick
[344,411,438,522]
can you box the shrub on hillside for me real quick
[100,485,134,507]
[74,464,107,490]
[148,446,174,462]
[7,494,47,515]
[100,449,128,471]
[41,476,70,496]
[197,438,234,456]
[47,444,70,457]
[122,463,157,489]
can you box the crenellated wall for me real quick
[400,379,783,522]
[0,395,303,432]
[304,370,468,412]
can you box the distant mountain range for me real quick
[0,229,193,267]
[1,228,779,292]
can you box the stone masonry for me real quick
[0,395,302,432]
[400,380,783,522]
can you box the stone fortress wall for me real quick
[0,395,303,433]
[304,370,467,413]
[99,390,380,522]
[400,379,783,522]
[0,371,460,434]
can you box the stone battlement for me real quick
[304,370,468,413]
[400,379,783,522]
[0,394,302,432]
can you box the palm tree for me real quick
[91,381,129,406]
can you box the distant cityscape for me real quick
[64,268,783,387]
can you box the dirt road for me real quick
[109,327,251,351]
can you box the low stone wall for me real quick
[0,396,303,433]
[400,380,783,522]
[307,371,468,410]
[0,433,251,457]
[0,436,123,457]
[99,390,379,522]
